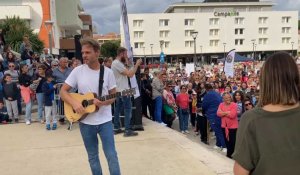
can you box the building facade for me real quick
[0,0,92,56]
[94,32,121,46]
[122,1,298,64]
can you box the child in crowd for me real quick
[0,101,9,124]
[42,74,57,130]
[2,74,19,122]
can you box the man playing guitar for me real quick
[60,38,121,175]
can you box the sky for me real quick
[81,0,300,35]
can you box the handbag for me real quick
[29,82,39,92]
[163,104,174,115]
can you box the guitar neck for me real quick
[98,92,121,101]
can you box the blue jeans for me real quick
[154,96,163,123]
[79,121,121,175]
[178,108,189,131]
[36,93,44,120]
[25,100,32,121]
[207,115,226,148]
[114,96,132,131]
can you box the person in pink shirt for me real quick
[176,85,190,134]
[217,92,238,158]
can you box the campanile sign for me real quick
[214,11,240,17]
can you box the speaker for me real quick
[74,35,82,61]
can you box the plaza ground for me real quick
[0,117,233,175]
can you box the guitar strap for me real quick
[99,65,105,97]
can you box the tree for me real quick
[0,16,44,53]
[298,20,300,30]
[100,40,120,58]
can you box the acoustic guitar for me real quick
[64,88,135,123]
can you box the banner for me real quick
[120,0,140,98]
[224,49,235,78]
[185,63,195,77]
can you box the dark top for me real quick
[197,89,206,108]
[233,106,300,175]
[19,73,32,87]
[202,90,222,118]
[42,82,55,106]
[3,82,18,100]
[0,107,8,115]
[33,74,46,93]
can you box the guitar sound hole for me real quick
[82,100,89,108]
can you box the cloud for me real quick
[82,0,299,34]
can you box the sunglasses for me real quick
[9,65,15,67]
[245,103,252,106]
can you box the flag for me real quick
[120,0,140,98]
[224,49,235,78]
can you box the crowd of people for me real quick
[140,55,299,159]
[0,35,81,131]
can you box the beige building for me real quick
[0,0,93,56]
[122,1,298,63]
[94,33,121,46]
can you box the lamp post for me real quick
[223,42,226,60]
[200,45,203,65]
[150,44,154,64]
[142,46,146,67]
[44,20,54,55]
[160,40,164,53]
[251,39,256,60]
[291,41,294,57]
[191,31,198,65]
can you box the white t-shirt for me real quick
[65,65,116,125]
[111,59,129,92]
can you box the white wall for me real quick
[0,6,31,20]
[22,0,43,34]
[123,11,298,57]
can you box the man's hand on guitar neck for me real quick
[93,98,107,108]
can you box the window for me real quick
[185,30,194,37]
[185,41,194,47]
[159,19,169,27]
[134,43,139,49]
[209,18,219,25]
[164,42,170,48]
[133,20,143,27]
[209,40,219,47]
[282,17,291,24]
[282,27,291,34]
[235,28,244,35]
[159,30,169,38]
[258,17,268,24]
[134,31,144,38]
[209,29,219,36]
[259,38,268,45]
[185,19,195,26]
[235,39,244,46]
[259,28,268,35]
[235,18,244,25]
[134,42,144,49]
[282,37,291,44]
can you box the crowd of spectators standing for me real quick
[140,61,265,158]
[0,35,81,131]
